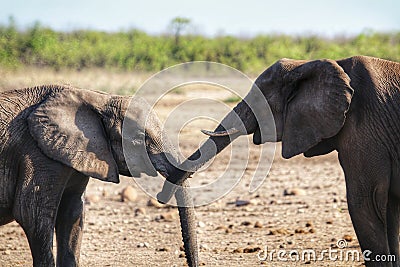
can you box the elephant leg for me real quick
[346,186,391,266]
[21,216,56,266]
[339,152,392,266]
[55,173,89,267]
[348,190,391,266]
[14,179,66,267]
[387,194,400,267]
[13,155,70,267]
[0,207,14,225]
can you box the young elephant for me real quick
[159,56,400,267]
[0,85,198,267]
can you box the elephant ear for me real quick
[281,59,353,159]
[28,89,119,183]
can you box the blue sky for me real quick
[1,0,399,37]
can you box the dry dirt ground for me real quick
[0,68,364,266]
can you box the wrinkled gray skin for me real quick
[159,56,400,267]
[0,85,198,267]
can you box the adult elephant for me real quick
[0,85,198,267]
[158,56,400,266]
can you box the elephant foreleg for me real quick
[23,216,57,266]
[14,179,64,267]
[346,184,392,266]
[55,174,89,267]
[13,154,70,267]
[340,152,392,266]
[387,194,400,267]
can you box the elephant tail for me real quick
[175,180,199,267]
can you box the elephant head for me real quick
[158,58,353,203]
[26,89,171,181]
[27,87,198,266]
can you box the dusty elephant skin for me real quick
[0,85,198,267]
[159,56,400,267]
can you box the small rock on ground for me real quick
[120,186,137,202]
[283,187,306,196]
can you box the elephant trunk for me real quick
[148,144,199,266]
[148,157,198,266]
[186,99,258,169]
[157,98,257,203]
[176,180,198,267]
[205,98,258,137]
[156,98,260,266]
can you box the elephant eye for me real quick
[131,139,144,146]
[126,131,145,146]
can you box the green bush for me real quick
[0,19,399,74]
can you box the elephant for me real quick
[0,85,198,267]
[158,56,400,266]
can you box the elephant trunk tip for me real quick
[157,168,192,204]
[156,184,176,204]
